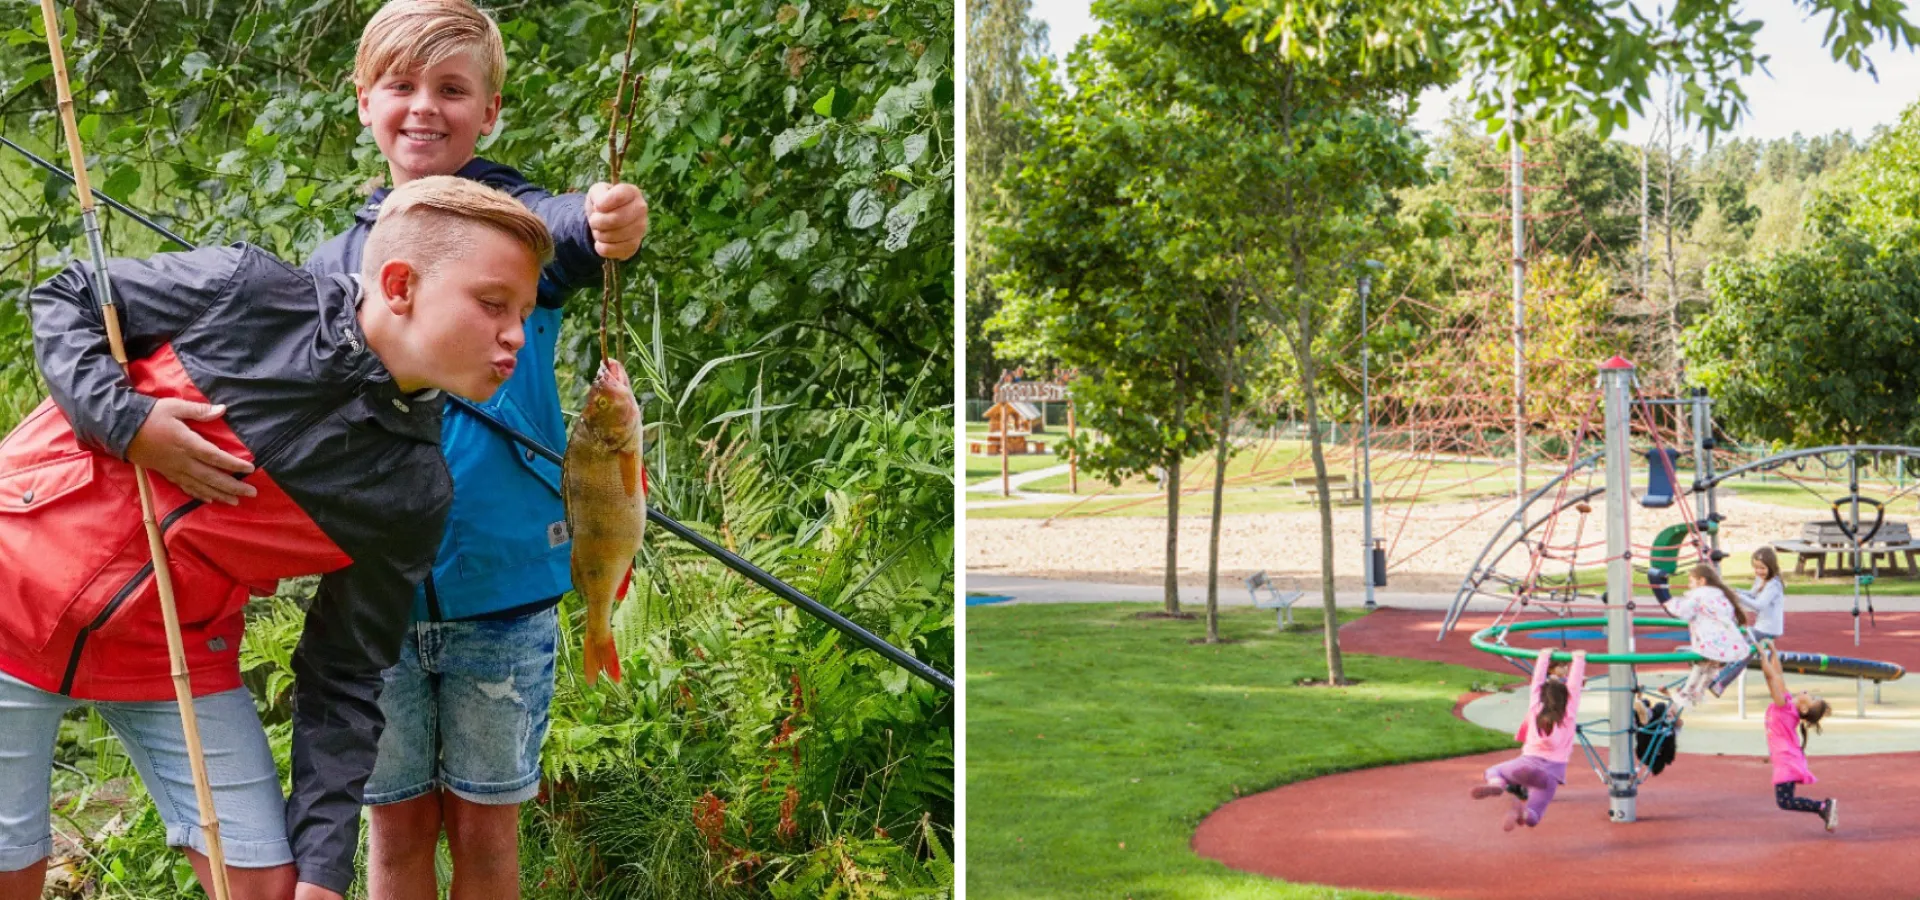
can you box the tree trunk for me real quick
[1279,63,1344,685]
[1298,311,1344,684]
[1204,296,1240,644]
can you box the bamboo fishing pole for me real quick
[35,3,232,897]
[599,0,643,360]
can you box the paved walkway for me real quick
[963,463,1070,495]
[966,572,1917,613]
[965,572,1455,609]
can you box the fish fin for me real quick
[615,565,634,603]
[620,450,640,497]
[583,629,623,685]
[639,460,648,498]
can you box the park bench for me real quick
[1772,520,1920,577]
[1290,474,1360,504]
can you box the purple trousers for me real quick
[1486,754,1568,826]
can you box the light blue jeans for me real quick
[0,671,290,871]
[364,605,558,806]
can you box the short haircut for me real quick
[354,0,507,94]
[359,176,552,286]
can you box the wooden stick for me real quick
[600,0,643,362]
[36,4,231,897]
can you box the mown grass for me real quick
[965,603,1517,899]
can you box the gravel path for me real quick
[967,488,1877,593]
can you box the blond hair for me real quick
[360,176,552,285]
[354,0,507,94]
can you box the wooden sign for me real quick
[995,381,1071,403]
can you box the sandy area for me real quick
[967,489,1855,592]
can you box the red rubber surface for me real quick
[1193,749,1916,900]
[1186,608,1920,899]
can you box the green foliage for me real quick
[985,41,1221,488]
[532,397,954,897]
[964,0,1048,397]
[1197,0,1920,144]
[1688,228,1920,446]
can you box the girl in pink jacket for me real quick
[1758,643,1837,831]
[1472,649,1587,830]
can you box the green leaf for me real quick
[847,187,884,228]
[103,165,140,200]
[181,50,212,79]
[14,63,51,88]
[813,86,857,118]
[78,113,99,141]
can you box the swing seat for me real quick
[1641,448,1681,508]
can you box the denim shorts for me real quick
[0,671,291,871]
[364,605,557,806]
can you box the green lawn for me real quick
[1720,479,1920,514]
[966,603,1518,899]
[965,450,1068,483]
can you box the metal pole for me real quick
[34,3,232,895]
[1852,451,1862,648]
[1696,388,1721,559]
[1510,94,1528,518]
[1361,273,1376,611]
[1601,356,1637,823]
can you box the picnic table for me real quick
[1772,519,1920,577]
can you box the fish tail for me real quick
[583,627,624,685]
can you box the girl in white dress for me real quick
[1669,563,1751,709]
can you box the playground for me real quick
[966,361,1920,900]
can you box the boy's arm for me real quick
[284,552,424,895]
[28,247,240,458]
[519,188,603,300]
[520,182,648,301]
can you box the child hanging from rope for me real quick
[1759,643,1837,831]
[1670,563,1751,709]
[1711,547,1788,698]
[1472,649,1587,831]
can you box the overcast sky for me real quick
[1027,0,1920,146]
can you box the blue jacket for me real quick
[305,157,600,621]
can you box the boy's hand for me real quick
[126,399,258,505]
[587,182,649,260]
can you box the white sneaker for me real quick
[1823,798,1839,833]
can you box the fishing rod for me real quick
[24,4,234,896]
[0,138,956,695]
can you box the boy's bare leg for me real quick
[0,859,45,900]
[444,793,521,900]
[185,850,296,900]
[368,793,444,900]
